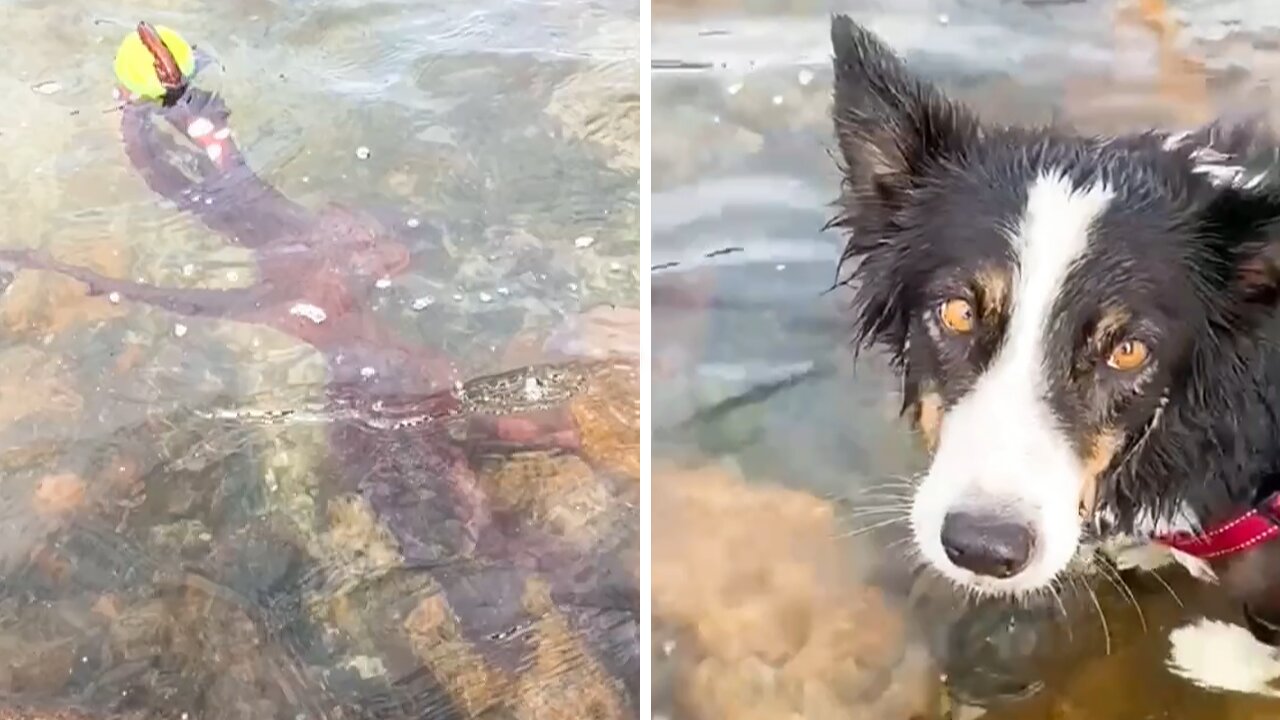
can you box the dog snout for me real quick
[940,511,1036,579]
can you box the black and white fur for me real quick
[827,14,1280,693]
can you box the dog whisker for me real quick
[845,492,913,505]
[839,515,911,539]
[1093,558,1147,633]
[885,534,915,549]
[839,506,913,521]
[1080,579,1113,656]
[1048,579,1074,641]
[860,477,917,488]
[852,481,917,497]
[1142,566,1184,608]
[1113,392,1167,478]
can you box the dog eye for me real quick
[938,298,975,334]
[1106,339,1150,372]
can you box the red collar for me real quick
[1155,492,1280,560]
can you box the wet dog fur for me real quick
[826,13,1280,692]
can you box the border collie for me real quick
[826,14,1280,693]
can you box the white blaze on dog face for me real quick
[911,173,1115,595]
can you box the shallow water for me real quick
[0,1,638,718]
[652,0,1280,718]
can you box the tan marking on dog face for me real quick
[1092,307,1132,346]
[1079,430,1122,517]
[915,391,944,453]
[974,266,1011,321]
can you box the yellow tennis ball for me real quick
[113,25,195,100]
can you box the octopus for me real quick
[0,23,637,718]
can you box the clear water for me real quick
[0,0,638,718]
[652,0,1280,717]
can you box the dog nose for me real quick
[940,511,1035,579]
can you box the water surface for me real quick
[0,1,638,717]
[652,0,1280,717]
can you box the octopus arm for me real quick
[121,93,312,249]
[0,249,269,320]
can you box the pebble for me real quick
[406,217,420,229]
[574,235,597,249]
[174,323,189,338]
[411,296,436,311]
[496,287,510,296]
[478,292,494,303]
[356,146,371,160]
[108,292,121,304]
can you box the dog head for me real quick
[828,15,1280,596]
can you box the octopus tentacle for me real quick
[120,105,203,208]
[120,88,311,249]
[0,249,269,319]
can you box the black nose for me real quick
[940,512,1035,579]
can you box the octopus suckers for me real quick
[523,376,545,402]
[288,302,328,324]
[186,117,214,138]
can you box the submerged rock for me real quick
[653,462,940,720]
[546,60,640,174]
[0,709,107,720]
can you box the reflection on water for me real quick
[652,0,1280,718]
[0,0,637,718]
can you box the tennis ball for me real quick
[113,25,195,100]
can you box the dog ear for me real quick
[1200,185,1280,315]
[830,15,978,207]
